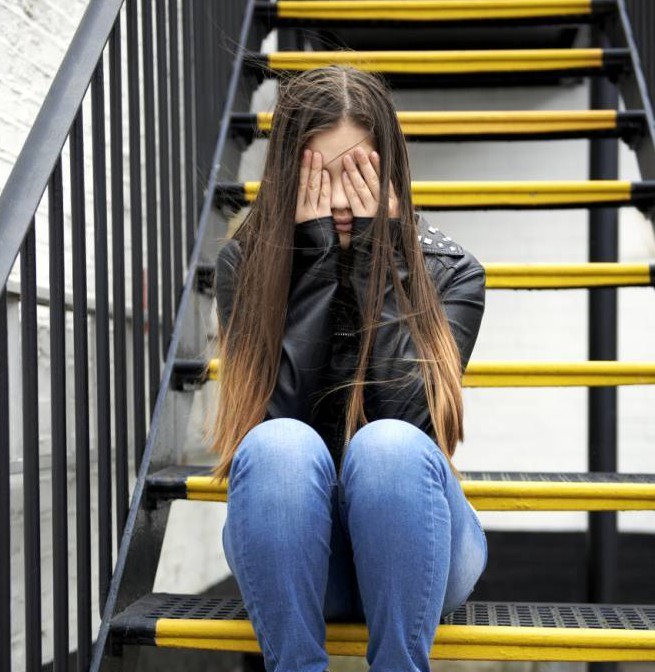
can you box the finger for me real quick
[343,152,375,210]
[370,150,380,177]
[296,148,311,209]
[319,169,331,213]
[307,151,323,211]
[370,152,400,217]
[341,169,364,211]
[353,147,380,202]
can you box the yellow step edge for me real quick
[276,0,598,22]
[242,180,635,206]
[463,361,655,386]
[206,360,655,386]
[154,619,655,661]
[182,475,655,510]
[470,497,655,511]
[266,48,605,73]
[484,263,653,288]
[257,109,620,134]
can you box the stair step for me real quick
[147,466,655,510]
[172,359,655,390]
[197,261,655,294]
[214,179,655,213]
[481,263,655,289]
[244,48,631,86]
[230,109,646,144]
[255,0,616,27]
[109,592,655,661]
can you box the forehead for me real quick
[306,120,375,168]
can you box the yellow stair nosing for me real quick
[206,360,655,386]
[274,0,606,23]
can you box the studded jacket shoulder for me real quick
[213,212,486,464]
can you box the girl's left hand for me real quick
[342,147,400,219]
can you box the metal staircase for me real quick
[1,1,655,671]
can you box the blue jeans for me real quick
[222,417,488,672]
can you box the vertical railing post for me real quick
[49,157,69,672]
[157,0,173,354]
[169,0,184,310]
[127,0,147,472]
[587,22,620,672]
[70,108,92,672]
[109,11,129,543]
[182,0,197,263]
[0,286,9,672]
[91,56,114,615]
[21,221,41,672]
[142,0,161,416]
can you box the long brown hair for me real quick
[203,65,465,483]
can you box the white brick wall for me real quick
[0,0,90,192]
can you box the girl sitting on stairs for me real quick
[206,64,488,672]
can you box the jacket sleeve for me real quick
[347,216,486,429]
[214,216,340,423]
[430,250,486,372]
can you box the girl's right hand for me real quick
[295,149,331,224]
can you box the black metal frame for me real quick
[603,1,655,182]
[588,22,620,672]
[92,2,268,670]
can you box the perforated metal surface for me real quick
[442,601,655,628]
[111,593,655,631]
[148,594,249,621]
[463,472,655,483]
[147,465,655,494]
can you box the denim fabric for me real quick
[222,417,488,672]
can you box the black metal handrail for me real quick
[625,0,655,114]
[0,1,123,290]
[604,1,655,182]
[0,0,235,669]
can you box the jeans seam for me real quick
[407,455,438,662]
[468,504,488,569]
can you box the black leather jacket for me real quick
[214,212,486,475]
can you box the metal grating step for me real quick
[146,465,655,510]
[110,592,655,661]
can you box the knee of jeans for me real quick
[345,418,434,469]
[232,417,334,479]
